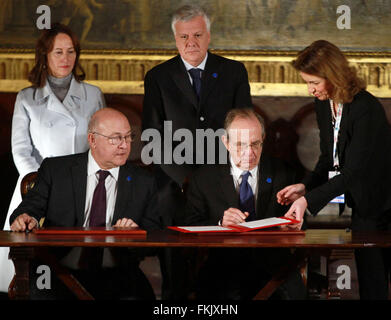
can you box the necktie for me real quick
[239,171,255,221]
[89,170,110,227]
[188,68,202,99]
[79,170,110,270]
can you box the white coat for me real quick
[0,76,105,292]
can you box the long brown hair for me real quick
[28,23,85,88]
[292,40,366,103]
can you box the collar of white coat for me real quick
[34,74,86,102]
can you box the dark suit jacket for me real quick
[10,152,160,231]
[303,90,391,220]
[142,52,252,187]
[185,154,297,226]
[183,155,308,299]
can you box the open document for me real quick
[168,217,300,233]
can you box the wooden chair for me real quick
[20,172,38,199]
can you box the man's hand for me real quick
[10,213,38,232]
[281,196,307,231]
[222,208,249,227]
[114,218,139,228]
[277,183,306,205]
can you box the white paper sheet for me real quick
[237,217,290,229]
[176,226,234,232]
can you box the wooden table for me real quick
[1,229,391,300]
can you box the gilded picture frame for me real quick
[0,0,390,96]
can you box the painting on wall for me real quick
[0,0,390,52]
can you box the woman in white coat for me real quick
[0,23,105,293]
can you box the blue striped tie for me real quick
[188,68,202,99]
[239,171,255,221]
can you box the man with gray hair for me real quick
[142,3,252,229]
[142,4,252,300]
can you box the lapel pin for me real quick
[212,73,218,78]
[127,176,132,182]
[266,177,272,183]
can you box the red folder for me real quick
[33,227,147,235]
[168,217,301,234]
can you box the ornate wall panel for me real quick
[1,51,391,97]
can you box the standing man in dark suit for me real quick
[142,4,252,222]
[142,4,252,299]
[185,108,307,300]
[10,108,160,300]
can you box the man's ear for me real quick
[88,132,95,149]
[221,134,229,152]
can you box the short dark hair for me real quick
[224,108,266,139]
[28,23,85,87]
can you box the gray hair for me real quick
[171,4,211,35]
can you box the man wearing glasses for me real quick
[9,108,160,299]
[184,108,307,300]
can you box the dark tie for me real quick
[89,170,110,227]
[79,170,110,270]
[188,68,202,99]
[239,171,256,221]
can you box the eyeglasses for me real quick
[232,141,263,151]
[92,132,135,145]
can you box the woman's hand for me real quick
[277,183,306,205]
[282,196,308,230]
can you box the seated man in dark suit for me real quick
[10,108,160,300]
[185,108,307,300]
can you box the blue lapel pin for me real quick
[266,177,272,184]
[212,72,218,78]
[127,176,132,182]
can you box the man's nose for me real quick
[118,137,128,148]
[241,144,256,156]
[186,36,197,46]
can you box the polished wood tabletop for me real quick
[1,228,391,248]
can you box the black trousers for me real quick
[195,248,307,300]
[154,169,189,300]
[351,212,391,300]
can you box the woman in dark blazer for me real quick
[277,40,391,299]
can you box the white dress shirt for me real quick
[83,151,119,226]
[181,52,208,85]
[61,151,120,269]
[230,156,259,203]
